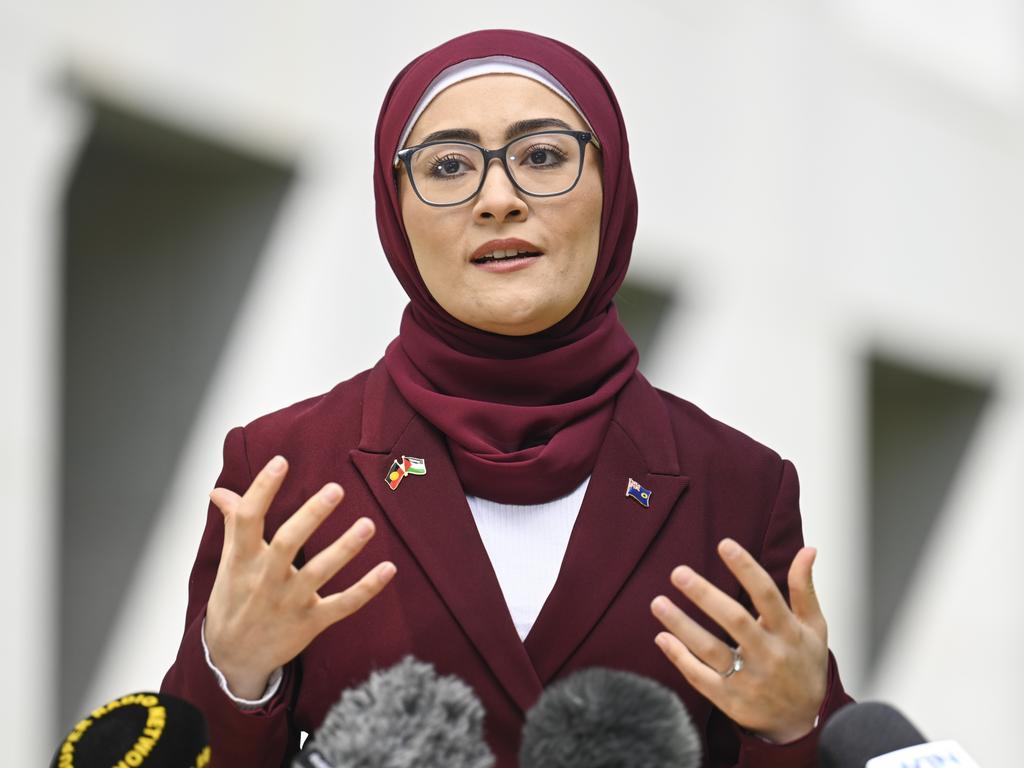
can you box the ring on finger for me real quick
[720,646,744,678]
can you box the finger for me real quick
[298,516,377,591]
[654,631,728,707]
[316,561,397,629]
[788,547,826,637]
[651,595,735,674]
[209,487,242,550]
[268,483,344,566]
[209,487,242,514]
[234,456,289,550]
[717,538,793,631]
[670,565,764,650]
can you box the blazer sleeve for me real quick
[161,426,300,768]
[707,459,854,768]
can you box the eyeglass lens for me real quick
[408,132,583,205]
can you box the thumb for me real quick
[209,487,243,554]
[209,487,242,519]
[788,547,827,638]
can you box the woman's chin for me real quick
[460,304,571,337]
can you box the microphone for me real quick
[819,701,979,767]
[293,656,495,768]
[50,691,210,768]
[519,667,702,768]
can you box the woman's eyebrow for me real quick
[415,118,575,146]
[418,127,482,144]
[503,117,574,140]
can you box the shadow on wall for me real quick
[615,275,679,371]
[59,97,295,734]
[866,354,992,678]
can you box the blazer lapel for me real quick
[349,363,543,713]
[524,373,690,683]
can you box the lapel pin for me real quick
[626,478,652,508]
[386,455,426,491]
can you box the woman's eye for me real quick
[521,145,567,168]
[427,155,471,178]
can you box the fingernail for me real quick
[322,484,342,503]
[268,456,286,474]
[378,562,396,582]
[354,518,374,539]
[672,566,693,587]
[720,538,740,558]
[651,596,669,616]
[654,633,671,650]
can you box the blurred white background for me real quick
[2,1,1022,764]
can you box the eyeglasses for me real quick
[394,130,600,207]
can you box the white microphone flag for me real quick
[866,740,979,767]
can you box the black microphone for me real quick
[50,691,210,768]
[819,701,979,767]
[293,656,495,768]
[519,667,702,768]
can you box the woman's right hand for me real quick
[203,455,396,700]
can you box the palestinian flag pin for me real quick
[385,455,427,491]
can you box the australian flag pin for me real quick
[386,455,426,491]
[626,477,652,508]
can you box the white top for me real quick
[205,478,589,706]
[466,476,589,641]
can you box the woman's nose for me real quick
[473,159,528,223]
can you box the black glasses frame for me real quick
[394,129,600,208]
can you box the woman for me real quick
[162,29,851,767]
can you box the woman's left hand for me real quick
[650,539,828,744]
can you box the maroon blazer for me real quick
[162,360,852,767]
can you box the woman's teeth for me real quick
[475,249,539,262]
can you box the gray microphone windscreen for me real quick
[519,667,702,768]
[295,656,494,768]
[818,701,926,768]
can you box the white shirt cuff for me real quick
[200,617,283,709]
[752,715,821,744]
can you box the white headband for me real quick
[396,55,592,155]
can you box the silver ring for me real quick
[721,647,744,679]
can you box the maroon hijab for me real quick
[376,29,639,504]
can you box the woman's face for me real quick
[398,74,603,336]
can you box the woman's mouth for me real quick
[470,239,544,272]
[472,248,543,263]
